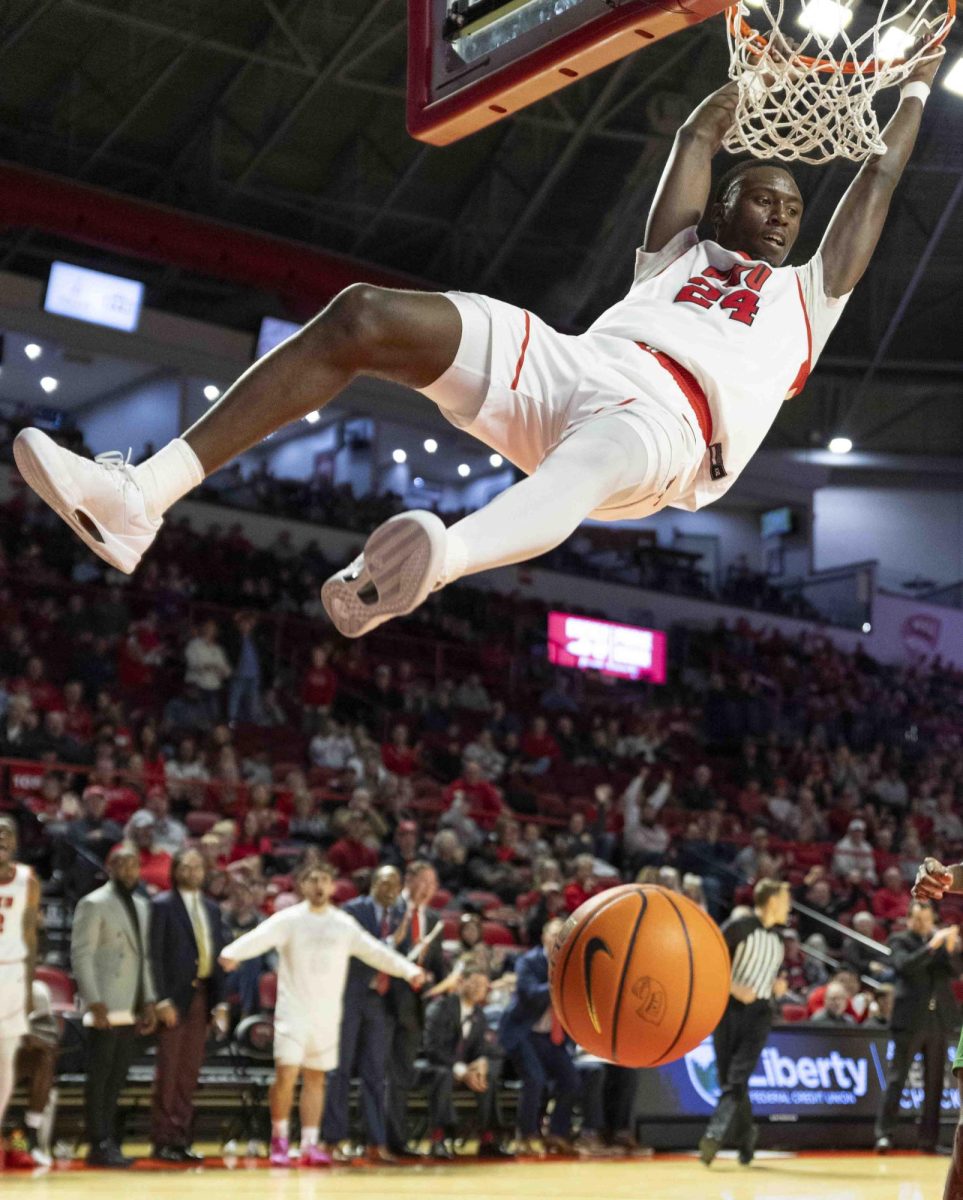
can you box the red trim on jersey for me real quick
[636,343,713,447]
[786,275,813,399]
[511,310,531,389]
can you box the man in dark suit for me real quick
[321,864,405,1163]
[385,859,448,1156]
[149,847,231,1162]
[71,846,157,1167]
[875,900,961,1154]
[498,916,579,1154]
[421,969,508,1159]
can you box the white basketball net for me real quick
[724,0,948,164]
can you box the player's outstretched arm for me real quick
[818,46,944,297]
[643,82,739,253]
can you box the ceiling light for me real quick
[943,54,963,95]
[828,436,852,454]
[304,410,321,424]
[413,477,425,488]
[203,384,221,402]
[875,25,913,60]
[861,622,872,633]
[424,438,438,453]
[39,376,58,394]
[489,453,504,468]
[457,463,471,477]
[392,448,407,464]
[798,0,853,38]
[24,343,41,360]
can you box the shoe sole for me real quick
[321,511,446,638]
[13,428,140,574]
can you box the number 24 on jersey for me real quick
[673,262,773,327]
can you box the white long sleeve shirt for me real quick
[222,901,419,1027]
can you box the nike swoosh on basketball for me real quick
[583,936,614,1035]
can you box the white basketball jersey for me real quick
[589,226,851,509]
[0,862,30,963]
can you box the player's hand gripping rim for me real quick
[912,856,954,901]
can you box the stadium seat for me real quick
[482,920,516,946]
[332,878,358,905]
[779,1004,808,1023]
[35,964,77,1013]
[186,810,220,837]
[258,971,278,1012]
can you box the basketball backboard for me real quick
[407,0,731,145]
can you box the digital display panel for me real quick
[255,316,302,360]
[636,1029,960,1121]
[547,611,666,684]
[44,262,144,333]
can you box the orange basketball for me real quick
[548,884,731,1068]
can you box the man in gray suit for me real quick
[71,845,157,1167]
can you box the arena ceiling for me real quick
[0,0,961,463]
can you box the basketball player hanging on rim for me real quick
[12,44,945,636]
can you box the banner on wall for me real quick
[635,1028,961,1121]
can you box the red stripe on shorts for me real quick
[636,342,713,447]
[511,310,531,390]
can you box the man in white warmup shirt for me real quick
[13,51,942,637]
[0,817,40,1171]
[218,860,425,1168]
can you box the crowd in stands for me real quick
[1,468,963,1160]
[0,409,821,620]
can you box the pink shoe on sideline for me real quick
[299,1146,332,1167]
[270,1136,292,1166]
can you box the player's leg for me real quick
[322,413,664,638]
[268,1062,301,1165]
[13,285,462,573]
[0,1035,17,1164]
[943,1077,963,1200]
[298,1068,330,1166]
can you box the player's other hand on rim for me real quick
[905,34,945,86]
[912,856,954,901]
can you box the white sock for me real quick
[441,416,661,583]
[134,438,205,522]
[272,1118,290,1140]
[300,1127,318,1151]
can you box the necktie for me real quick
[191,893,211,978]
[375,909,390,995]
[550,1008,565,1046]
[411,907,421,945]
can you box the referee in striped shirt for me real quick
[699,878,789,1167]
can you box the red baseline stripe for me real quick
[636,343,713,448]
[510,310,531,390]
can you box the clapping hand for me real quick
[913,857,954,901]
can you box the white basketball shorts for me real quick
[273,1012,339,1072]
[418,291,707,520]
[0,962,28,1040]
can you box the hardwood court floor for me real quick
[0,1152,949,1200]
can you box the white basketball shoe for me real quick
[13,427,161,575]
[321,510,447,638]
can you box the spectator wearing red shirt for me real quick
[873,865,912,925]
[381,723,419,777]
[563,852,608,911]
[443,761,505,831]
[117,614,163,695]
[88,755,142,825]
[301,644,338,723]
[327,813,379,878]
[61,680,93,744]
[520,716,560,774]
[114,811,172,893]
[10,655,63,714]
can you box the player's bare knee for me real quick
[306,283,396,372]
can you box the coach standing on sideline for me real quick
[699,879,789,1168]
[149,847,231,1163]
[873,899,960,1154]
[71,846,157,1167]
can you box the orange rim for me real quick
[726,0,955,75]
